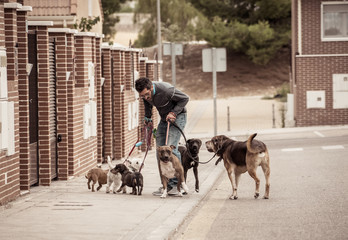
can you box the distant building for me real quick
[289,0,348,127]
[23,0,103,34]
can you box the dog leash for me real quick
[170,122,217,165]
[138,123,153,173]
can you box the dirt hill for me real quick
[158,44,290,100]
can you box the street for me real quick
[173,129,348,240]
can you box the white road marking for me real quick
[281,148,304,152]
[314,131,325,137]
[321,145,344,150]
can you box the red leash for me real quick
[139,123,153,172]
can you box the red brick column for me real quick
[66,30,76,176]
[0,1,21,205]
[111,48,124,159]
[101,47,113,159]
[36,25,51,186]
[73,33,98,176]
[17,6,31,190]
[95,36,103,163]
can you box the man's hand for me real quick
[166,112,176,123]
[144,117,153,127]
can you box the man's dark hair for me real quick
[135,77,152,92]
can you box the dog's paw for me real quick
[254,192,260,199]
[263,195,269,199]
[195,188,199,193]
[229,195,238,200]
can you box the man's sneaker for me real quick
[167,187,183,196]
[152,186,172,196]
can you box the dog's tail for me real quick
[107,156,114,170]
[246,133,266,154]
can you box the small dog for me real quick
[178,138,202,193]
[112,163,143,195]
[106,156,122,194]
[157,145,189,198]
[205,133,270,200]
[85,168,108,192]
[124,157,142,172]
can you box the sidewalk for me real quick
[0,96,345,240]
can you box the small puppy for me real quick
[106,156,122,194]
[112,163,143,195]
[157,145,189,198]
[85,168,108,192]
[178,138,202,193]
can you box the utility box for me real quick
[306,91,326,109]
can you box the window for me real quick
[322,2,348,41]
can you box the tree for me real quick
[134,0,205,47]
[101,0,128,43]
[190,0,291,65]
[74,16,100,32]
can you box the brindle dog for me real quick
[205,133,270,200]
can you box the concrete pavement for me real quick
[0,96,346,240]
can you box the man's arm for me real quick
[170,88,189,116]
[143,99,153,119]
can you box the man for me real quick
[135,77,189,196]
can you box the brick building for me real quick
[0,1,162,205]
[289,0,348,126]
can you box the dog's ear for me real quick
[197,139,202,147]
[170,145,176,150]
[156,146,161,152]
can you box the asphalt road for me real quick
[173,129,348,240]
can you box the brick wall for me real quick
[295,56,348,126]
[292,0,348,126]
[0,2,21,204]
[17,6,30,190]
[0,2,164,205]
[111,48,124,158]
[72,33,98,176]
[101,47,113,159]
[95,36,102,163]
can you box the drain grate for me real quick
[52,201,93,210]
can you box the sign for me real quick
[163,43,183,56]
[202,48,227,72]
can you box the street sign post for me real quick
[202,48,227,136]
[163,42,183,87]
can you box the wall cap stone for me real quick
[28,21,54,26]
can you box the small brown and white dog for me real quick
[157,145,189,198]
[85,167,108,192]
[205,133,270,200]
[106,156,122,194]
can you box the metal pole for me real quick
[272,103,276,128]
[212,48,217,136]
[227,106,230,131]
[171,43,176,86]
[156,0,162,80]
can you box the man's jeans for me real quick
[156,113,187,188]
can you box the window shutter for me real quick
[6,101,15,156]
[0,49,8,99]
[90,100,97,137]
[88,62,95,99]
[83,103,90,139]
